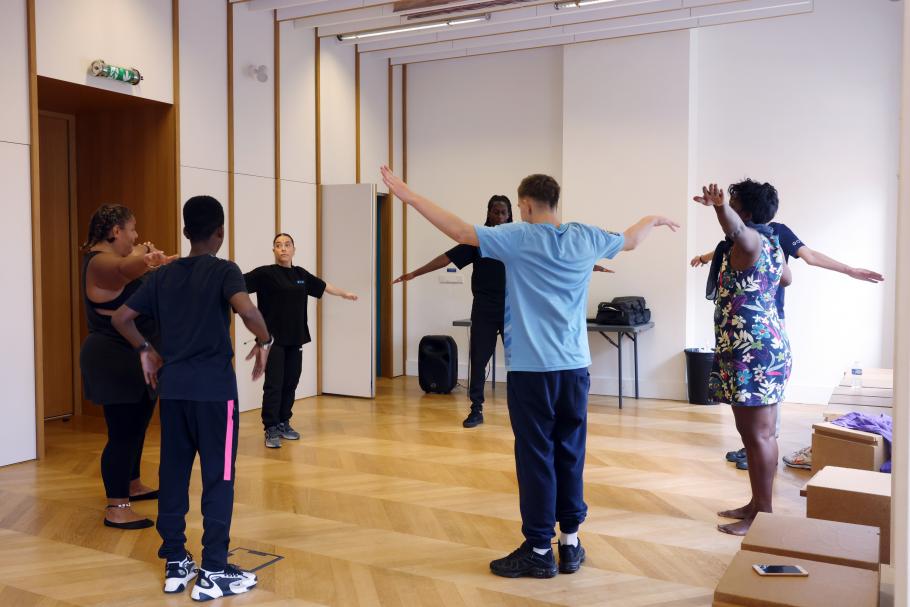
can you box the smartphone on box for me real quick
[752,564,809,577]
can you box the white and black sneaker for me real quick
[191,564,257,602]
[163,552,198,593]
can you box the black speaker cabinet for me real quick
[418,335,458,394]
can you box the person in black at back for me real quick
[113,196,271,602]
[244,233,358,448]
[79,204,177,529]
[394,195,512,428]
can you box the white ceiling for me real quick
[235,0,813,65]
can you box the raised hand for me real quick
[847,267,885,283]
[593,265,614,273]
[342,292,359,301]
[145,250,179,268]
[380,165,416,204]
[694,183,725,207]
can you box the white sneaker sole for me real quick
[191,578,257,602]
[164,570,197,593]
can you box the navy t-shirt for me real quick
[125,255,246,402]
[445,243,505,322]
[769,222,805,319]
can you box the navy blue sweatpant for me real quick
[507,369,590,550]
[157,399,239,571]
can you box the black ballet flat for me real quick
[129,490,159,501]
[104,517,154,530]
[104,503,154,530]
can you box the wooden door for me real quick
[38,112,79,419]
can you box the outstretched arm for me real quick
[325,283,358,300]
[381,166,477,245]
[622,215,680,251]
[797,247,884,283]
[394,253,452,284]
[694,183,760,270]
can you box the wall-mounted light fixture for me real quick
[248,64,269,82]
[555,0,617,8]
[337,13,490,41]
[90,59,142,85]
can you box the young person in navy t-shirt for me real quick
[381,166,678,579]
[113,196,272,601]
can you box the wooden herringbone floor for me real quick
[0,377,822,606]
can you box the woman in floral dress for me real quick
[695,180,792,536]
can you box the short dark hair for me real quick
[183,195,224,242]
[517,174,560,209]
[273,232,295,245]
[82,204,134,249]
[484,195,513,226]
[728,179,779,224]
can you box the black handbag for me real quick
[595,297,651,326]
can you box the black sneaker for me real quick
[264,426,282,449]
[463,408,484,428]
[725,448,747,462]
[191,564,257,602]
[163,552,198,593]
[490,542,557,578]
[278,421,300,440]
[558,540,586,574]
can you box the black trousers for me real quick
[100,393,156,499]
[468,318,504,408]
[507,369,590,550]
[261,344,303,429]
[157,399,239,571]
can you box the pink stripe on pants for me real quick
[224,400,234,481]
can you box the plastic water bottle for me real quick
[851,361,863,389]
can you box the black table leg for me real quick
[617,333,623,409]
[632,333,639,399]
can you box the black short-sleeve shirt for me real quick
[445,243,505,321]
[244,264,326,346]
[125,255,246,402]
[769,222,806,319]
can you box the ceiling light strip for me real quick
[338,13,490,40]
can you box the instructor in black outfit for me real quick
[244,233,358,448]
[394,195,513,428]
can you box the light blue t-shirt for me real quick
[475,222,625,372]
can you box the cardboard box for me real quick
[823,404,892,422]
[811,422,886,473]
[713,550,879,607]
[741,512,880,571]
[805,466,891,564]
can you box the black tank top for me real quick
[82,251,148,338]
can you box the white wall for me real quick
[0,0,37,467]
[35,0,173,103]
[280,22,318,398]
[405,48,564,379]
[563,30,692,401]
[179,0,229,259]
[319,36,356,185]
[402,2,901,405]
[690,0,902,403]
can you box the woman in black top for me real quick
[244,233,358,448]
[80,204,176,529]
[394,195,512,428]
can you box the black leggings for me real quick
[100,393,156,499]
[261,344,303,429]
[468,319,504,408]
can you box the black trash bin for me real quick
[684,348,715,405]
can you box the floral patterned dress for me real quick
[709,233,792,406]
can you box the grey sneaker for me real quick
[278,422,300,440]
[264,426,282,449]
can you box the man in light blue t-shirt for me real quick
[381,166,678,579]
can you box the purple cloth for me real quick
[831,411,893,473]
